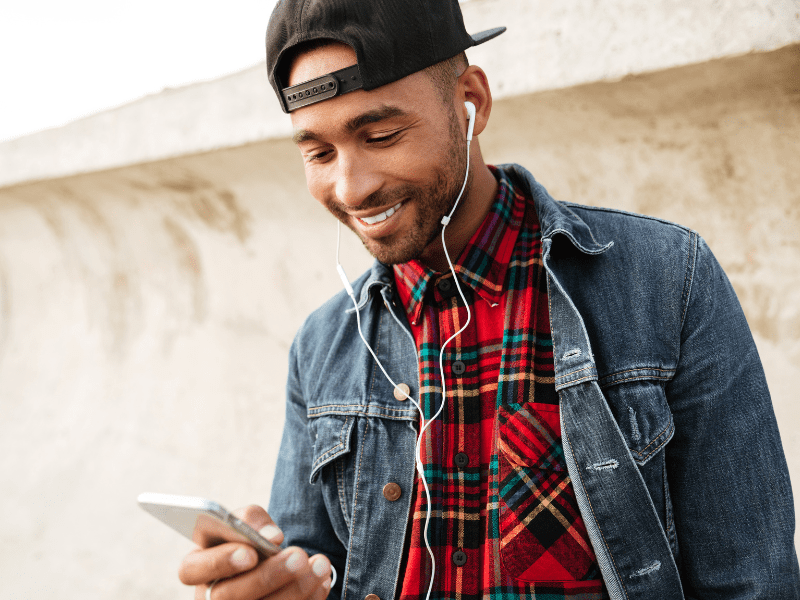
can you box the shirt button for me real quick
[452,549,467,566]
[365,595,380,600]
[452,360,466,375]
[393,383,410,401]
[454,452,469,468]
[382,482,402,502]
[437,278,458,298]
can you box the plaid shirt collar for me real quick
[393,166,523,325]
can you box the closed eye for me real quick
[367,130,402,144]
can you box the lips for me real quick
[357,201,403,225]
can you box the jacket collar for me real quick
[498,163,613,255]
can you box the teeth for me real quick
[360,202,403,225]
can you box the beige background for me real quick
[0,1,798,598]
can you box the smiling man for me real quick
[177,1,799,599]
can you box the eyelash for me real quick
[367,131,401,144]
[306,130,403,162]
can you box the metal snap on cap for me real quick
[394,383,410,401]
[365,595,380,600]
[382,482,402,501]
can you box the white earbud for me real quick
[464,101,476,141]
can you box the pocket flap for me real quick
[308,416,355,484]
[603,380,674,466]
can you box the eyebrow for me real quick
[292,105,410,145]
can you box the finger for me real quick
[266,553,332,600]
[232,505,285,546]
[179,542,259,586]
[196,579,218,600]
[309,555,333,600]
[215,547,319,600]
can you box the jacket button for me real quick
[452,360,466,375]
[382,482,402,501]
[454,452,469,468]
[452,549,467,566]
[394,383,410,401]
[365,595,380,600]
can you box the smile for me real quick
[358,202,403,225]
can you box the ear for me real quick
[457,65,492,138]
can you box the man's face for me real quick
[288,43,468,266]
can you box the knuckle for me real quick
[178,550,203,585]
[235,504,270,527]
[256,555,283,589]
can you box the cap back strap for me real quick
[282,65,363,112]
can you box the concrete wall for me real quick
[0,2,798,598]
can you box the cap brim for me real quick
[470,26,506,46]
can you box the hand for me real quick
[178,505,333,600]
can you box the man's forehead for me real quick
[287,42,358,88]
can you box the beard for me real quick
[325,104,469,265]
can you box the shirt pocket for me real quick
[498,402,599,583]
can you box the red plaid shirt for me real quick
[393,167,607,599]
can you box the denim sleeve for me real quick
[268,336,347,600]
[665,236,800,598]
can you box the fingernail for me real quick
[285,552,304,573]
[259,524,282,542]
[231,547,254,569]
[312,558,330,577]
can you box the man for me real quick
[178,1,799,598]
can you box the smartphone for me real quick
[137,492,281,559]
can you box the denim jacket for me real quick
[270,164,799,600]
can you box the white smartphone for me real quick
[137,492,282,559]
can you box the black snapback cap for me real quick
[266,0,505,113]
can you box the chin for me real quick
[362,235,428,266]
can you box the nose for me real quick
[334,150,384,209]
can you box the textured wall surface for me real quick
[0,40,797,600]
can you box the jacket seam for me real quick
[599,373,674,389]
[366,308,382,403]
[562,365,595,378]
[311,417,351,476]
[558,203,609,249]
[600,366,675,379]
[561,201,698,233]
[335,418,351,526]
[336,457,350,528]
[308,407,417,419]
[560,375,594,383]
[631,420,675,462]
[679,232,698,334]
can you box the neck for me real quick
[419,153,499,273]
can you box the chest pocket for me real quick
[308,415,357,531]
[601,379,674,466]
[602,378,677,552]
[497,402,600,583]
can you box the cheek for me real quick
[304,167,330,205]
